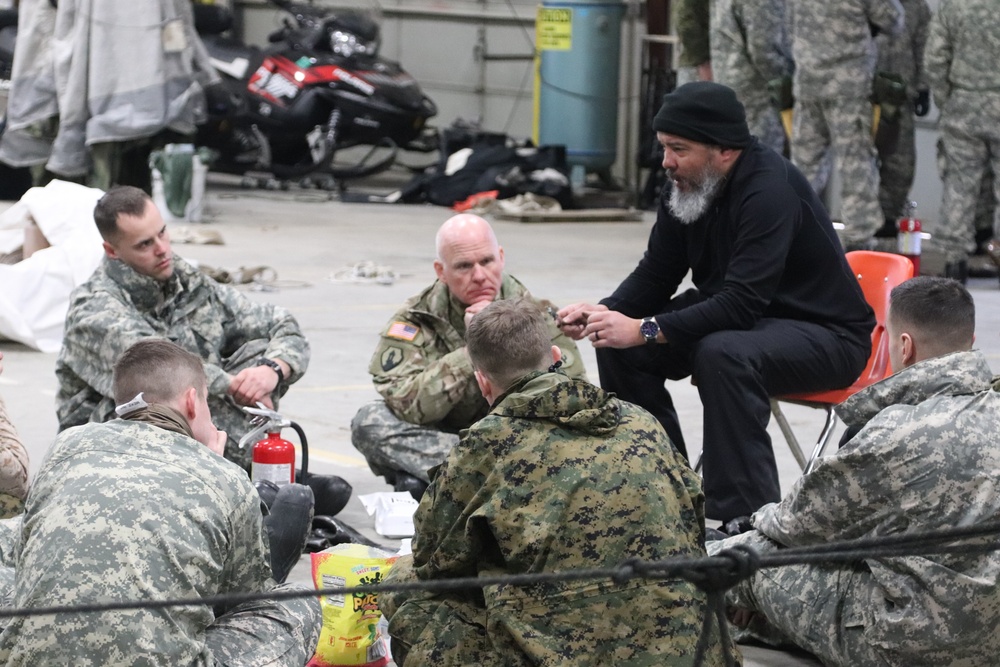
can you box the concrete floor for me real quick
[2,174,998,666]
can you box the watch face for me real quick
[640,319,659,340]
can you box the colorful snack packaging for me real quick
[308,543,398,667]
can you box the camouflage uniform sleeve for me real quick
[923,2,952,109]
[0,396,28,511]
[865,0,905,38]
[216,480,276,610]
[210,281,310,387]
[676,0,711,67]
[910,0,932,92]
[742,0,793,82]
[753,416,902,546]
[370,322,477,426]
[411,450,489,580]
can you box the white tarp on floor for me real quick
[0,181,104,352]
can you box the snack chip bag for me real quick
[308,543,398,667]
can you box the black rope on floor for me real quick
[1,519,999,667]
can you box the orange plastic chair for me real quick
[770,251,914,474]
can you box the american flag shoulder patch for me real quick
[387,321,420,341]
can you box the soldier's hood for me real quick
[491,371,621,435]
[836,350,994,427]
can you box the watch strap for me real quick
[256,357,285,383]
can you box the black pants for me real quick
[597,317,868,522]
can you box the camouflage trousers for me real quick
[741,89,787,156]
[878,108,916,223]
[0,517,19,610]
[381,557,498,667]
[206,584,321,667]
[383,555,737,667]
[350,401,458,483]
[792,95,883,245]
[935,91,1000,261]
[709,532,890,667]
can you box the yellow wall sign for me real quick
[537,7,573,51]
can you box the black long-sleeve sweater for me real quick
[602,139,875,350]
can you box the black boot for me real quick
[944,259,969,285]
[254,479,281,511]
[393,472,428,501]
[296,470,353,517]
[263,483,314,583]
[311,514,383,549]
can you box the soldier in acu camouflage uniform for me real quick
[381,298,738,667]
[55,185,311,471]
[0,340,320,666]
[0,354,28,520]
[874,0,932,229]
[925,0,1000,280]
[351,214,587,497]
[709,0,793,155]
[788,0,903,248]
[711,277,1000,666]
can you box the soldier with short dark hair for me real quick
[381,297,738,666]
[0,339,321,665]
[713,276,1000,666]
[56,185,311,472]
[351,214,587,499]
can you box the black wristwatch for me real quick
[639,317,660,345]
[256,358,285,383]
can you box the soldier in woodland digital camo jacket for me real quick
[381,298,738,667]
[351,215,586,490]
[711,277,1000,666]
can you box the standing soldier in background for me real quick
[925,0,1000,283]
[675,0,712,85]
[874,0,932,235]
[709,0,794,155]
[789,0,903,250]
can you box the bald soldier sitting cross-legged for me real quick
[351,214,587,499]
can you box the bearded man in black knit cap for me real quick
[559,82,875,530]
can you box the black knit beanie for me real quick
[652,82,751,148]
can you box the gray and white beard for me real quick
[666,165,726,224]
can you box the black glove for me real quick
[869,22,881,38]
[913,89,931,117]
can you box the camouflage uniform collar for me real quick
[120,404,196,441]
[492,371,620,434]
[104,256,189,311]
[836,350,994,427]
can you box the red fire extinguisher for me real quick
[897,200,922,276]
[239,405,310,485]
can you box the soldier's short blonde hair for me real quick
[467,297,550,392]
[113,339,206,406]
